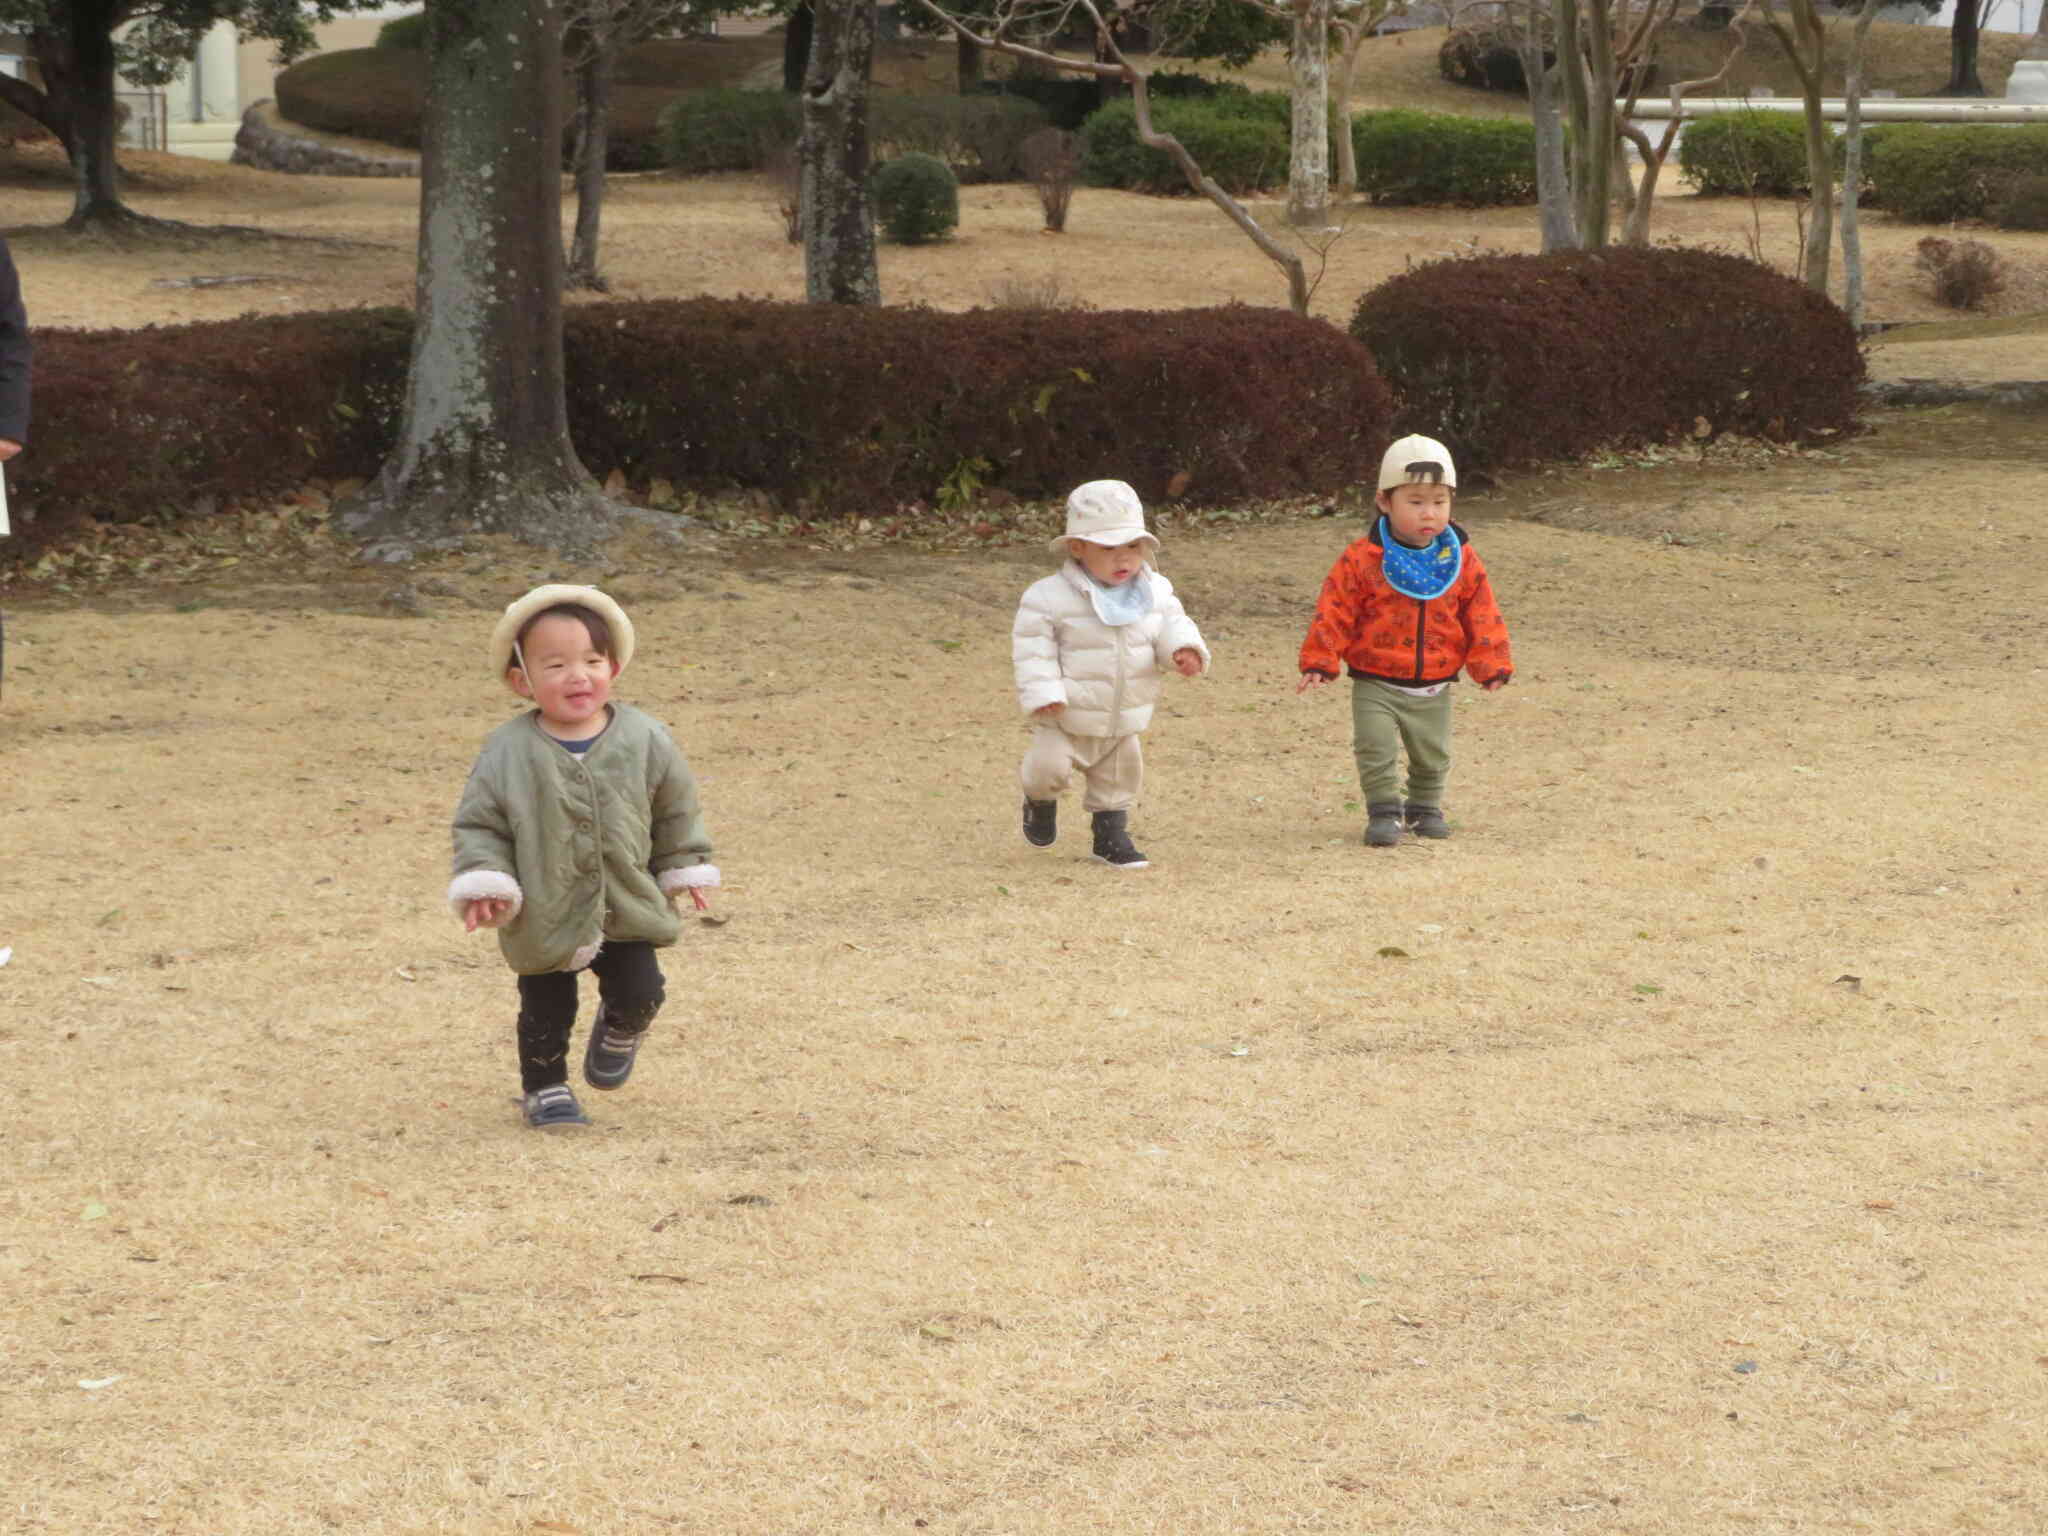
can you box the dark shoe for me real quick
[1022,798,1058,848]
[1090,809,1150,869]
[1365,801,1405,847]
[582,1006,645,1091]
[523,1083,591,1128]
[1403,802,1450,839]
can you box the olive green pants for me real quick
[1351,679,1453,807]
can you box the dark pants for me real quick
[515,941,666,1092]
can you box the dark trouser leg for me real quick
[515,971,579,1093]
[590,940,666,1037]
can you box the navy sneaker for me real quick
[523,1083,591,1128]
[1365,802,1405,847]
[1404,802,1450,839]
[582,1007,645,1091]
[1090,810,1150,870]
[1023,798,1058,847]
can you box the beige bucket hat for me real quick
[1377,434,1458,492]
[489,583,636,680]
[1049,479,1160,554]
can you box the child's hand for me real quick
[1296,672,1332,694]
[464,897,511,932]
[1482,677,1509,693]
[1171,648,1202,677]
[1033,701,1066,719]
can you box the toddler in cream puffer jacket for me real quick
[1012,480,1210,869]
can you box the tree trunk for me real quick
[784,2,815,93]
[799,0,881,306]
[1330,18,1368,195]
[567,38,615,293]
[338,0,609,557]
[1841,0,1882,328]
[1285,0,1331,227]
[1558,0,1613,248]
[1944,0,1986,96]
[55,0,141,229]
[956,33,982,93]
[1523,34,1577,250]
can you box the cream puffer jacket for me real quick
[1012,562,1210,737]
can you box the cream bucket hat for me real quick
[1048,479,1160,554]
[489,583,636,680]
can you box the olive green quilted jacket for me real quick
[448,704,715,975]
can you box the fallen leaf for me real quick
[394,966,418,982]
[1377,946,1410,959]
[1864,1200,1895,1211]
[629,1273,700,1286]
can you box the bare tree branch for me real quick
[908,0,1313,312]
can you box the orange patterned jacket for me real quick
[1298,522,1513,688]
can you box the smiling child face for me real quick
[509,612,619,738]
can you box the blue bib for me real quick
[1378,516,1462,600]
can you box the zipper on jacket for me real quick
[1408,599,1428,685]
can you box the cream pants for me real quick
[1019,724,1143,813]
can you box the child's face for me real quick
[1378,482,1454,547]
[1069,537,1148,586]
[509,613,619,735]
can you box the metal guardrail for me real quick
[1621,96,2048,121]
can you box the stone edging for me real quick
[232,99,419,178]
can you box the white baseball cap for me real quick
[1377,435,1458,492]
[1049,479,1160,554]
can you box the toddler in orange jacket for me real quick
[1297,435,1512,846]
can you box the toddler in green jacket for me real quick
[449,584,718,1129]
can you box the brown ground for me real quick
[5,53,2048,1536]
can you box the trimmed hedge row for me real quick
[1080,94,1290,195]
[4,303,1395,552]
[657,87,1053,182]
[1351,110,1537,206]
[1351,246,1863,479]
[1677,110,1813,196]
[1082,98,1540,204]
[1861,122,2048,222]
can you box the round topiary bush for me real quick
[375,11,428,50]
[873,152,959,244]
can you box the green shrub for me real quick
[657,87,800,173]
[1080,95,1289,195]
[873,152,960,243]
[1350,110,1537,206]
[870,92,1051,182]
[1351,246,1863,481]
[375,10,428,50]
[1994,171,2048,230]
[1677,110,1817,196]
[976,75,1101,132]
[1863,122,2048,222]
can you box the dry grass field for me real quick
[5,26,2048,1535]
